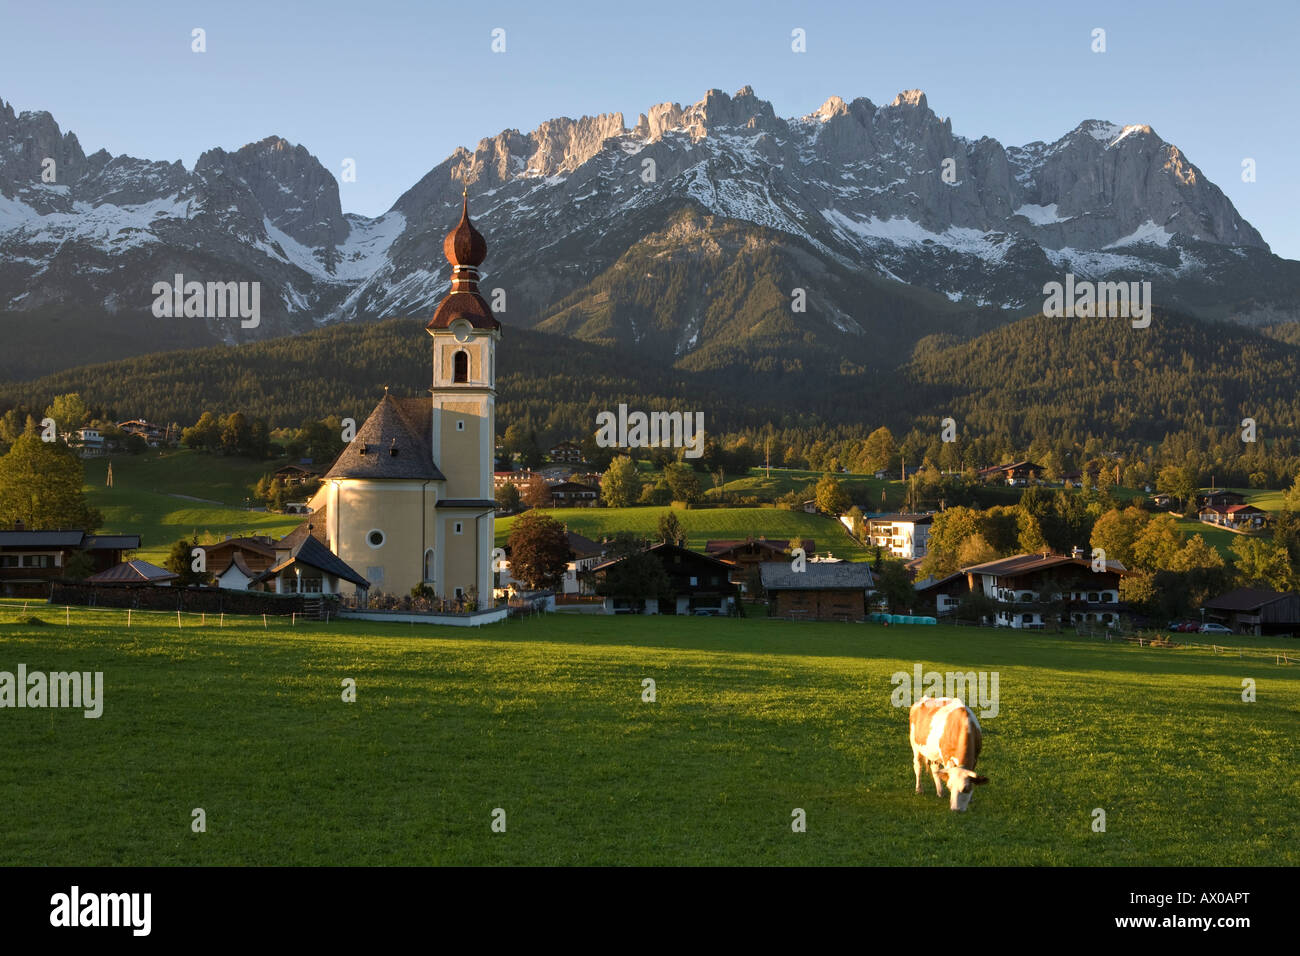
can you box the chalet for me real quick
[117,419,167,446]
[1198,503,1271,531]
[86,560,178,586]
[1150,492,1176,510]
[0,527,141,596]
[67,427,105,457]
[549,440,584,463]
[1060,471,1083,488]
[865,514,933,559]
[962,551,1129,629]
[493,469,534,490]
[977,460,1044,486]
[1196,490,1247,510]
[759,561,874,622]
[272,463,319,486]
[590,542,736,615]
[549,481,599,506]
[198,537,277,590]
[706,538,815,590]
[1201,588,1300,636]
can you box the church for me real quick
[295,195,500,604]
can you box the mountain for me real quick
[1,87,1297,382]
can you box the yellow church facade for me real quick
[305,196,500,606]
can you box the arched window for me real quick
[424,548,436,583]
[453,350,469,383]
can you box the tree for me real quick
[1089,506,1150,568]
[873,560,915,613]
[664,462,701,504]
[495,482,521,514]
[1156,464,1199,512]
[1132,514,1181,572]
[860,426,898,473]
[44,393,89,436]
[521,474,552,509]
[956,533,999,569]
[507,511,570,590]
[1231,537,1295,591]
[1016,511,1049,554]
[657,511,686,546]
[0,426,102,531]
[165,537,211,587]
[846,505,865,540]
[601,456,641,508]
[182,412,222,452]
[814,473,850,515]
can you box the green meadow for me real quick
[1,606,1295,866]
[81,451,304,563]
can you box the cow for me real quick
[909,696,988,811]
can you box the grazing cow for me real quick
[909,696,988,811]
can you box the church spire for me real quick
[427,189,498,331]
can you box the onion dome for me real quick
[427,190,500,331]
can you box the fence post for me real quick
[220,612,224,628]
[177,609,182,629]
[65,605,69,626]
[263,614,267,630]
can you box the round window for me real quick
[367,529,385,549]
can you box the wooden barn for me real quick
[759,561,874,622]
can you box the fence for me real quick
[0,599,331,630]
[1070,622,1297,665]
[48,582,308,616]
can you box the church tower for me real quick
[425,192,501,601]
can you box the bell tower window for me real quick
[453,350,469,383]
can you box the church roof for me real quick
[323,394,446,481]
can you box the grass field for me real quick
[496,506,869,559]
[2,604,1295,866]
[81,451,305,563]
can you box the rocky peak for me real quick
[196,135,348,248]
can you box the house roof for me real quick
[218,551,262,579]
[256,535,370,589]
[566,531,604,559]
[962,552,1129,577]
[0,531,87,547]
[760,561,874,591]
[278,512,330,551]
[705,538,814,557]
[83,534,142,550]
[590,542,735,574]
[867,513,934,526]
[1202,588,1297,612]
[86,559,178,584]
[324,395,446,481]
[201,537,275,557]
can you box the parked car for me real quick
[1199,622,1233,634]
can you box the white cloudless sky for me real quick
[3,0,1296,257]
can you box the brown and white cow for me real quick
[909,696,988,811]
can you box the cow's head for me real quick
[937,767,988,811]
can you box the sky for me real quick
[3,0,1298,258]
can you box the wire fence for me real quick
[0,600,330,630]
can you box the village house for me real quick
[590,542,736,615]
[197,536,278,590]
[977,460,1044,486]
[548,440,584,463]
[272,463,320,486]
[759,561,875,622]
[548,480,599,506]
[495,530,607,598]
[117,419,169,447]
[864,513,933,559]
[706,538,815,591]
[0,525,141,596]
[950,550,1129,628]
[1197,502,1271,532]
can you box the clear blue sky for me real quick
[4,0,1297,258]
